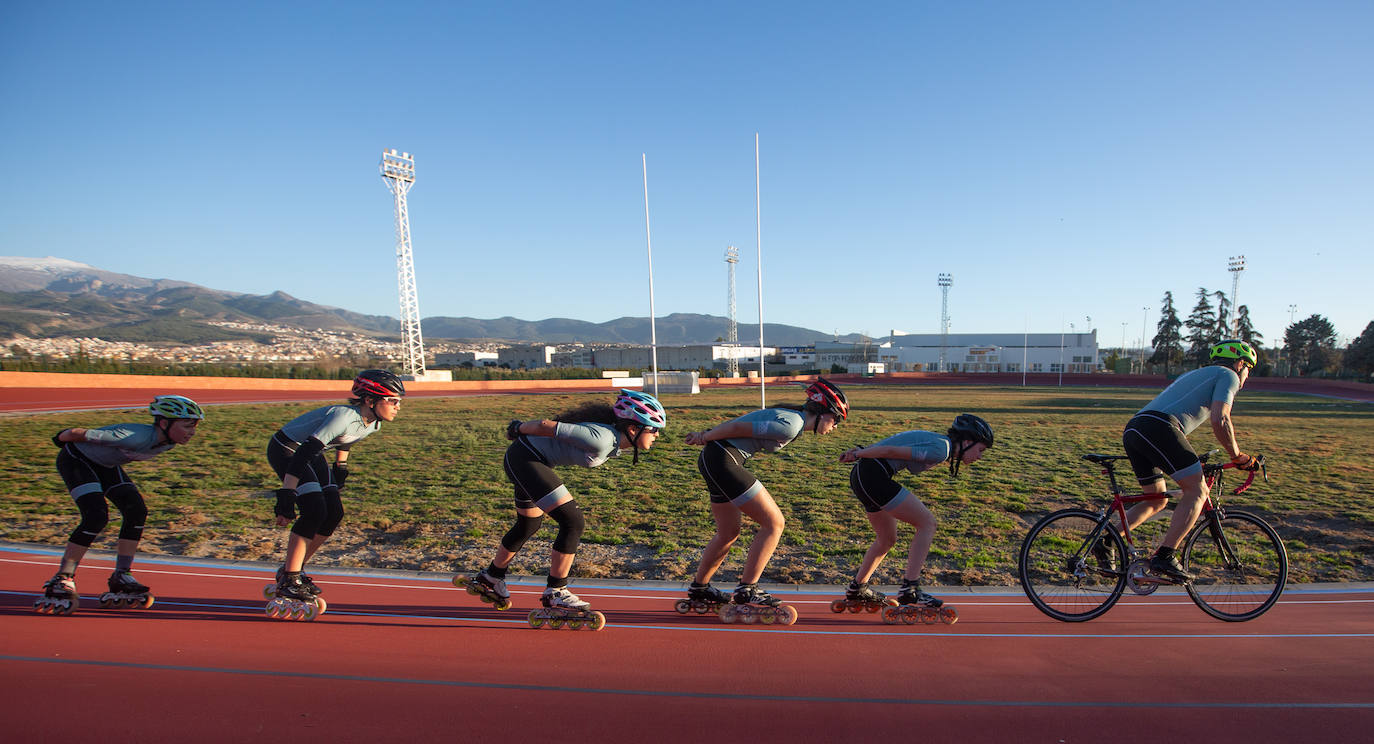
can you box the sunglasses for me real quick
[381,397,403,405]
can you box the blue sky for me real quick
[2,1,1370,346]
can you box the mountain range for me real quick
[0,257,860,346]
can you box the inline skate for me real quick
[719,583,797,626]
[265,572,327,621]
[674,583,731,615]
[99,570,155,609]
[528,587,605,630]
[33,573,78,615]
[453,570,513,611]
[829,582,897,614]
[263,566,322,598]
[881,583,957,625]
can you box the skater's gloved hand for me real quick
[331,463,348,490]
[1231,452,1261,472]
[51,429,68,447]
[273,488,297,526]
[506,420,523,441]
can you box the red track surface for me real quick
[3,548,1371,743]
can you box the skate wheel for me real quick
[739,607,757,624]
[528,610,545,629]
[549,616,566,630]
[881,606,898,625]
[494,598,512,611]
[588,611,606,631]
[674,599,692,615]
[829,599,845,613]
[464,583,479,596]
[718,605,737,624]
[451,575,465,588]
[57,600,75,615]
[265,601,283,619]
[99,596,113,609]
[140,595,155,609]
[760,609,777,624]
[262,584,277,599]
[779,606,798,626]
[919,607,939,625]
[301,603,319,621]
[567,617,585,630]
[846,602,862,614]
[864,602,882,613]
[314,596,327,614]
[939,607,958,625]
[34,601,51,615]
[694,602,711,614]
[901,608,918,625]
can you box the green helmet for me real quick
[149,395,205,420]
[1210,339,1257,368]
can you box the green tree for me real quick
[1343,321,1374,379]
[1212,290,1232,341]
[1184,288,1217,368]
[1234,304,1265,365]
[1149,291,1184,374]
[1284,315,1338,376]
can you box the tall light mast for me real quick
[938,273,952,373]
[725,245,740,377]
[1228,255,1246,335]
[380,149,425,377]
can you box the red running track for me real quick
[3,546,1371,743]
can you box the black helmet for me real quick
[352,369,406,399]
[948,414,993,447]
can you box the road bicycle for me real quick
[1018,450,1287,622]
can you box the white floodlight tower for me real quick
[725,246,740,377]
[380,149,426,377]
[937,273,952,373]
[1228,255,1246,335]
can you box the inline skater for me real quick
[835,414,993,623]
[36,395,204,614]
[461,389,665,630]
[1120,340,1262,582]
[680,377,847,623]
[264,369,404,618]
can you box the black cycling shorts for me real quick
[697,441,762,504]
[849,458,906,513]
[503,438,568,511]
[1123,411,1199,486]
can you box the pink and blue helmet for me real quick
[613,389,666,429]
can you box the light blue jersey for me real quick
[526,422,622,468]
[723,408,805,457]
[870,430,951,475]
[279,404,380,449]
[73,423,175,468]
[1138,366,1242,435]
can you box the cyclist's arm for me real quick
[839,444,910,463]
[1209,400,1242,459]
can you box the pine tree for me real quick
[1212,290,1232,341]
[1234,305,1265,365]
[1341,321,1374,378]
[1184,288,1217,368]
[1284,315,1338,376]
[1149,291,1184,374]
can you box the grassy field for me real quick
[2,384,1370,587]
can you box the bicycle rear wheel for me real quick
[1019,508,1127,622]
[1184,509,1287,621]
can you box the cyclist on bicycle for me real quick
[1120,339,1262,582]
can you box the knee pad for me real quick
[317,487,345,537]
[500,514,545,553]
[70,493,109,547]
[107,485,148,542]
[291,491,327,539]
[547,501,585,555]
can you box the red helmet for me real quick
[352,369,406,399]
[804,377,848,420]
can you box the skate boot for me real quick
[675,583,731,615]
[100,570,155,609]
[265,572,327,621]
[831,582,896,614]
[453,570,512,610]
[883,583,957,625]
[1148,548,1195,583]
[720,583,797,626]
[265,566,323,599]
[528,586,604,631]
[33,573,78,615]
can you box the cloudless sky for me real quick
[1,1,1370,346]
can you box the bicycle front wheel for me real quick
[1019,508,1126,622]
[1184,509,1288,621]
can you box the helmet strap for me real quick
[949,440,968,478]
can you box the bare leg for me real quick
[693,501,742,585]
[855,511,897,584]
[736,489,785,586]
